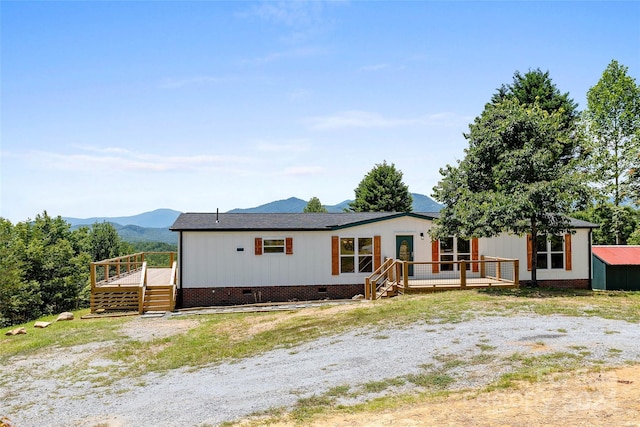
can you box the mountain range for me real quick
[227,193,442,213]
[63,208,182,228]
[63,194,442,244]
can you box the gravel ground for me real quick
[3,313,640,427]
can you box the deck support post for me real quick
[460,261,466,288]
[365,277,371,300]
[480,256,485,278]
[403,262,409,289]
[514,260,519,286]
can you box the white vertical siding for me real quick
[480,229,592,281]
[179,217,592,288]
[180,216,434,288]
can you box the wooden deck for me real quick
[107,268,174,286]
[366,257,519,299]
[399,277,517,293]
[90,252,177,314]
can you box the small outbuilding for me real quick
[592,246,640,291]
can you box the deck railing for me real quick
[89,252,177,314]
[90,252,176,288]
[365,256,519,300]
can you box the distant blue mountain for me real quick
[410,193,443,212]
[61,194,442,244]
[227,197,309,213]
[63,208,182,228]
[228,193,442,213]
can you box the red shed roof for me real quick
[593,246,640,266]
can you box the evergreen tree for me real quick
[491,68,579,131]
[303,197,328,213]
[349,161,412,212]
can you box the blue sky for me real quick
[2,1,639,222]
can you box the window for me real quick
[440,237,471,271]
[263,238,285,253]
[255,237,293,255]
[536,235,564,269]
[340,237,373,273]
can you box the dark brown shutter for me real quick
[526,234,532,271]
[471,238,479,273]
[432,240,440,274]
[331,236,339,275]
[286,237,293,255]
[255,237,262,255]
[565,234,572,271]
[374,235,381,270]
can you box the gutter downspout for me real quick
[178,230,183,307]
[588,229,593,290]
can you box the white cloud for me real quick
[27,148,255,173]
[246,1,325,28]
[304,110,472,131]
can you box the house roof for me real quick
[592,246,640,266]
[170,211,596,232]
[170,212,440,231]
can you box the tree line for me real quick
[0,212,176,327]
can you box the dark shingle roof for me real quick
[170,212,439,231]
[170,211,597,232]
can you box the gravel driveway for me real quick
[3,313,639,427]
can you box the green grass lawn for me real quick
[2,289,639,372]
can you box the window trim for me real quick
[338,236,374,274]
[527,234,571,271]
[439,236,473,271]
[536,235,565,270]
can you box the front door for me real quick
[396,235,414,276]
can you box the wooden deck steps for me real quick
[143,285,175,312]
[378,283,399,298]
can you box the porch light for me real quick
[420,232,424,240]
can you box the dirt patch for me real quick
[117,317,201,341]
[241,302,367,337]
[278,365,640,427]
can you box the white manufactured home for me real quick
[170,212,596,307]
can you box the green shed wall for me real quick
[592,256,607,290]
[592,255,640,291]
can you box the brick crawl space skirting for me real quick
[179,284,364,308]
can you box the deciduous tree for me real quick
[582,60,640,243]
[432,99,588,285]
[0,218,42,326]
[583,60,640,204]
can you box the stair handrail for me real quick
[169,260,178,311]
[138,261,147,313]
[365,258,399,300]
